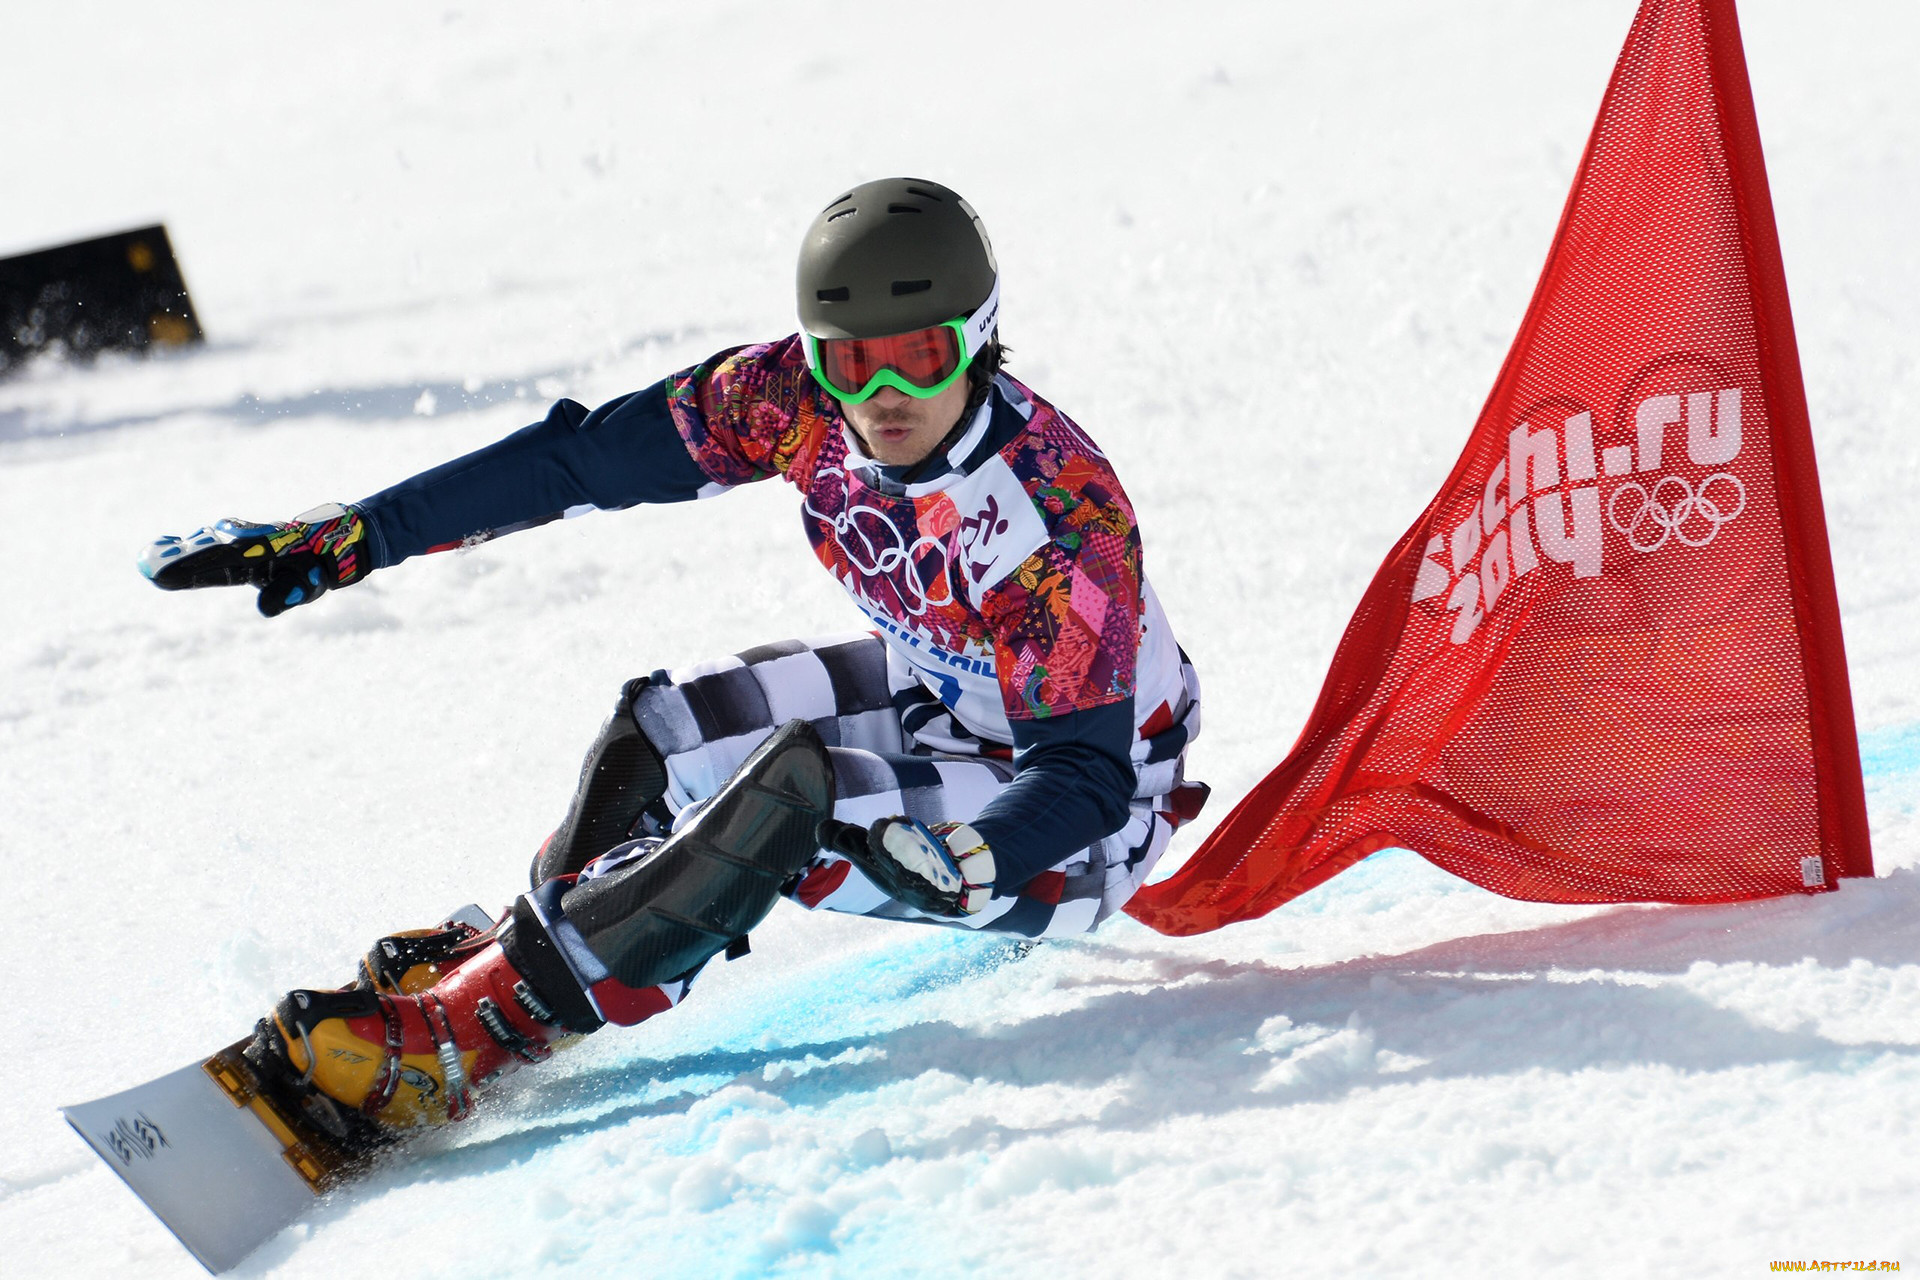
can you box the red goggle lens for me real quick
[816,324,963,396]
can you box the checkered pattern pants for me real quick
[597,631,1197,940]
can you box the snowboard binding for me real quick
[356,904,498,995]
[239,905,570,1154]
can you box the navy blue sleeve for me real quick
[355,380,710,569]
[966,698,1137,894]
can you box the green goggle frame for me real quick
[801,276,1001,405]
[802,318,974,405]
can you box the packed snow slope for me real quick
[4,2,1919,1276]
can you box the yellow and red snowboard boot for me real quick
[245,894,677,1150]
[251,936,569,1144]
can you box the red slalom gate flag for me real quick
[1127,0,1872,936]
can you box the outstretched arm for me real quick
[361,334,830,565]
[356,381,709,569]
[138,343,800,615]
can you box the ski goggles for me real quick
[804,277,1000,404]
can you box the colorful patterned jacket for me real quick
[356,337,1200,891]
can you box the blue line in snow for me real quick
[1859,724,1920,780]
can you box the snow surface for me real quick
[3,1,1919,1276]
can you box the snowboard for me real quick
[62,1035,370,1273]
[61,908,1041,1272]
[61,904,494,1273]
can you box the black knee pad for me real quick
[558,720,834,990]
[531,675,673,887]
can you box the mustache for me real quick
[863,405,917,428]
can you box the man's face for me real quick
[841,376,973,468]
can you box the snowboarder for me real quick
[141,177,1207,1148]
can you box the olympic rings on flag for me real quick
[1605,472,1746,552]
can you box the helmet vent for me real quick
[903,186,946,201]
[815,286,851,303]
[826,207,858,222]
[886,203,924,214]
[890,280,932,296]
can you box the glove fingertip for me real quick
[257,583,305,617]
[961,849,997,885]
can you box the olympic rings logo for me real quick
[803,464,956,616]
[1605,472,1746,552]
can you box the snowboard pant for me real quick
[564,630,1204,943]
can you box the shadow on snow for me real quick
[0,325,699,446]
[344,863,1919,1201]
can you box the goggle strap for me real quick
[961,275,1001,356]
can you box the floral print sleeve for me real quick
[663,336,830,490]
[980,423,1145,722]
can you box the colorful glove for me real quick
[139,503,370,617]
[818,817,997,916]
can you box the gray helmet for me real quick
[796,178,999,341]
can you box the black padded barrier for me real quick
[1,224,203,375]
